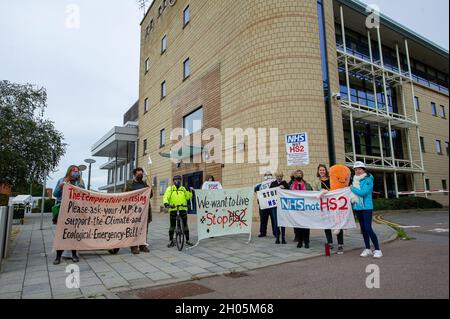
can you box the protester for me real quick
[163,175,194,247]
[269,172,289,244]
[52,165,85,265]
[351,162,382,259]
[127,168,153,254]
[313,164,344,255]
[201,175,223,190]
[254,171,276,238]
[290,170,313,249]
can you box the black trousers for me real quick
[298,228,310,245]
[169,211,189,241]
[56,250,77,259]
[325,229,344,245]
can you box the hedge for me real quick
[373,197,444,211]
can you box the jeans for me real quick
[269,208,285,240]
[259,208,276,236]
[324,229,344,245]
[355,210,380,251]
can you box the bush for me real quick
[374,197,443,211]
[0,193,9,206]
[33,198,55,213]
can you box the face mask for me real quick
[296,177,303,182]
[71,172,80,179]
[265,175,273,181]
[174,181,181,187]
[136,175,143,182]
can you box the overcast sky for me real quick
[0,0,448,192]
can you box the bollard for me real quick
[325,243,331,257]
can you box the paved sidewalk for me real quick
[0,213,396,299]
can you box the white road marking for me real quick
[429,228,449,233]
[399,226,421,229]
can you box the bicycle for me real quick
[169,204,188,251]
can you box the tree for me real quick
[0,80,66,189]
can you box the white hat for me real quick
[353,161,366,169]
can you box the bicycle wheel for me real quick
[175,215,185,251]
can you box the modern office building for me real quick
[91,102,139,193]
[138,0,449,211]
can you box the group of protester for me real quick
[255,162,382,259]
[52,162,382,265]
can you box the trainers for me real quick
[53,258,61,265]
[186,241,194,247]
[360,249,373,257]
[167,241,175,248]
[329,244,334,250]
[131,247,140,255]
[139,246,150,253]
[337,245,344,255]
[373,250,383,259]
[72,255,80,263]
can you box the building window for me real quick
[183,58,190,80]
[183,107,203,135]
[442,180,448,191]
[440,105,446,118]
[119,165,124,182]
[436,140,442,155]
[425,179,430,192]
[446,142,449,156]
[160,129,166,148]
[414,96,420,112]
[161,81,166,99]
[161,34,167,54]
[431,102,437,116]
[144,58,150,74]
[420,137,426,153]
[144,98,149,113]
[143,139,148,155]
[183,5,190,27]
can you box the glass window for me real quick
[425,179,430,191]
[161,81,166,99]
[144,98,149,113]
[431,102,437,116]
[183,107,203,135]
[420,137,426,153]
[440,105,446,118]
[446,142,449,157]
[183,5,190,27]
[183,58,190,80]
[414,96,420,111]
[145,58,150,74]
[161,35,167,53]
[436,140,442,154]
[160,129,165,147]
[442,180,448,191]
[143,139,148,155]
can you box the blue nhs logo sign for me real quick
[281,198,320,212]
[286,133,306,144]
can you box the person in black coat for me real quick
[270,172,289,244]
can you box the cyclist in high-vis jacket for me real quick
[163,175,194,247]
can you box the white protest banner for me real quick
[195,188,253,242]
[256,187,281,210]
[277,188,356,230]
[286,132,309,166]
[53,184,151,251]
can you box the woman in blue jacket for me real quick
[351,162,383,259]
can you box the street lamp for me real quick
[84,159,96,190]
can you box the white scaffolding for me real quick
[337,5,426,199]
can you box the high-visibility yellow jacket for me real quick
[163,185,192,212]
